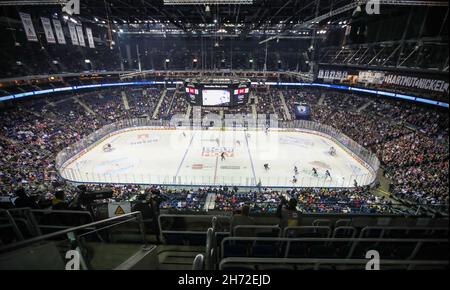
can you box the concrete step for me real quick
[85,242,144,270]
[121,91,130,110]
[318,93,326,105]
[357,100,374,112]
[152,89,167,119]
[157,247,203,270]
[279,91,291,120]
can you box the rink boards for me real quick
[58,126,377,188]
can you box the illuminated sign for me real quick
[0,81,447,108]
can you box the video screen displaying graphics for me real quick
[293,103,311,120]
[202,90,231,106]
[184,78,251,106]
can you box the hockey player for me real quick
[294,166,298,175]
[312,167,318,177]
[292,176,297,184]
[103,143,113,152]
[221,152,226,161]
[329,146,336,156]
[325,170,332,180]
[264,163,270,171]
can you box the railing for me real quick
[0,209,25,242]
[0,211,146,254]
[219,236,449,261]
[0,211,148,270]
[219,257,449,270]
[233,225,282,237]
[55,118,380,189]
[158,214,231,237]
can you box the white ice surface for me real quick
[60,128,374,187]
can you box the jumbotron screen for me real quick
[184,78,251,107]
[202,90,231,106]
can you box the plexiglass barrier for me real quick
[56,118,380,189]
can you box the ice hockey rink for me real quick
[59,128,376,188]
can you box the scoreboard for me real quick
[184,78,251,107]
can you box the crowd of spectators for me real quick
[1,86,448,215]
[281,90,448,207]
[168,91,188,117]
[255,91,275,115]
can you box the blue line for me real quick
[244,130,257,183]
[174,132,195,178]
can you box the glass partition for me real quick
[55,119,380,189]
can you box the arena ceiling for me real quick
[79,0,450,38]
[1,0,448,39]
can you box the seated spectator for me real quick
[277,196,299,229]
[132,194,154,220]
[52,189,69,210]
[230,205,255,236]
[13,187,39,209]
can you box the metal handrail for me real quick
[232,225,281,237]
[158,214,231,237]
[220,236,449,260]
[0,211,145,254]
[192,253,205,270]
[205,228,214,270]
[219,257,449,270]
[332,226,357,238]
[159,230,210,234]
[283,226,332,238]
[0,217,32,238]
[0,209,24,241]
[359,226,449,239]
[31,209,95,230]
[312,219,331,227]
[5,208,42,237]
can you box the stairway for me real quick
[357,100,374,112]
[74,97,97,116]
[166,88,180,116]
[152,89,167,119]
[278,91,291,120]
[156,246,204,270]
[185,104,192,119]
[251,91,258,118]
[251,104,257,118]
[121,91,130,110]
[318,93,326,105]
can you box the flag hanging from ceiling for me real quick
[40,17,56,44]
[86,27,95,48]
[68,22,79,45]
[19,12,38,42]
[76,25,86,46]
[52,19,66,44]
